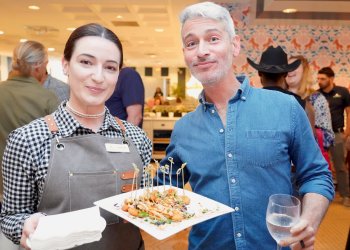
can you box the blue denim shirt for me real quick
[159,75,334,250]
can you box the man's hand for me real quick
[279,218,315,249]
[279,193,330,250]
[20,213,45,249]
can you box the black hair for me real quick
[64,23,123,69]
[259,72,287,83]
[318,67,335,78]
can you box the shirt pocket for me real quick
[68,169,119,224]
[245,130,283,168]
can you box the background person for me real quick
[0,23,152,249]
[0,39,58,250]
[249,46,316,135]
[286,56,334,170]
[153,86,164,98]
[0,40,59,203]
[157,2,334,250]
[106,67,145,128]
[318,67,350,207]
[42,70,70,103]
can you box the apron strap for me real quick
[44,115,59,133]
[114,117,128,144]
[44,115,128,145]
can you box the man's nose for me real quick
[197,41,209,57]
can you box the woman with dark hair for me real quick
[0,23,152,249]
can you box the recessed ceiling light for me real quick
[147,53,157,58]
[48,48,55,52]
[155,28,164,32]
[116,15,123,19]
[28,5,40,10]
[0,30,4,35]
[66,27,76,31]
[20,38,28,43]
[282,8,297,14]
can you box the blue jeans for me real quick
[330,132,350,197]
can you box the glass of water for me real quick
[266,194,301,250]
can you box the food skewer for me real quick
[168,157,174,188]
[131,163,140,200]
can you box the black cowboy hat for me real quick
[247,46,301,73]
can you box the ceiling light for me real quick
[66,27,76,31]
[116,15,123,19]
[48,48,55,52]
[20,38,28,43]
[28,5,40,10]
[146,53,157,58]
[282,8,297,14]
[0,30,4,35]
[154,28,164,32]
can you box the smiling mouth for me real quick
[194,61,215,67]
[87,86,104,93]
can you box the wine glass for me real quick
[266,194,301,250]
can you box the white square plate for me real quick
[94,185,234,240]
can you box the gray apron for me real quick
[38,115,144,250]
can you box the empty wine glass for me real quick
[266,194,301,250]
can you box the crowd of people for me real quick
[0,1,349,250]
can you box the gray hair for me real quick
[179,1,235,38]
[12,40,47,77]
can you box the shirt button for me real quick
[211,109,215,114]
[219,128,224,133]
[227,153,233,158]
[236,232,242,237]
[231,178,236,184]
[235,207,240,211]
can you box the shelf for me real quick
[153,138,171,144]
[153,151,166,160]
[143,119,177,161]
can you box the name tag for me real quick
[105,143,130,153]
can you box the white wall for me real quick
[47,56,67,83]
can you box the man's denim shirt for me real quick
[159,75,334,250]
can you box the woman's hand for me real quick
[20,213,45,250]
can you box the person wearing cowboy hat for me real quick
[247,46,304,106]
[248,45,316,134]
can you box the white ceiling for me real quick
[0,0,350,67]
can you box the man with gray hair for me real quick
[157,2,334,249]
[0,40,58,213]
[0,40,58,250]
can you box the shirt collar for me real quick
[198,75,250,110]
[8,75,40,85]
[319,86,336,96]
[53,101,124,136]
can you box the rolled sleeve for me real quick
[291,100,335,201]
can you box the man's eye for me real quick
[186,41,197,48]
[210,37,219,42]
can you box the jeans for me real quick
[330,132,350,197]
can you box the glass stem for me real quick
[276,243,281,250]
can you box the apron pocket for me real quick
[69,169,119,224]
